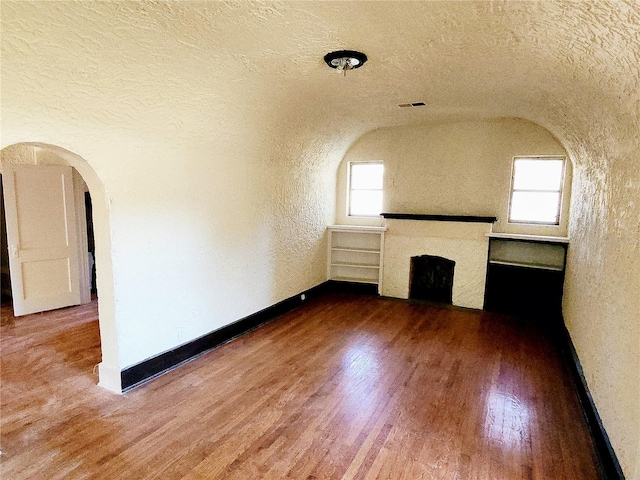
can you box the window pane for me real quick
[513,159,563,191]
[351,163,384,190]
[350,190,383,216]
[510,191,560,223]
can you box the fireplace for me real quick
[380,216,493,309]
[409,255,455,304]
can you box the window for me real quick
[348,162,384,216]
[509,157,565,225]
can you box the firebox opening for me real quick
[409,255,455,304]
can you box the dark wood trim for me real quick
[326,280,378,296]
[557,322,625,480]
[121,282,332,391]
[381,213,497,223]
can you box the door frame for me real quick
[0,143,121,393]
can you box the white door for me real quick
[2,164,81,316]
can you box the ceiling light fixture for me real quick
[324,50,368,76]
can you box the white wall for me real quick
[562,127,640,479]
[336,118,571,237]
[105,138,339,369]
[0,133,340,384]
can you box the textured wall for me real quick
[563,131,640,480]
[1,1,638,475]
[0,2,348,379]
[336,118,570,236]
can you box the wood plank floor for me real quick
[1,294,601,479]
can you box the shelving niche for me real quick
[327,225,386,293]
[484,233,569,320]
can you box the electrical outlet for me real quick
[177,328,186,342]
[301,293,306,301]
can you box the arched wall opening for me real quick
[0,143,120,393]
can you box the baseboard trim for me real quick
[326,280,379,296]
[121,281,331,391]
[558,322,625,480]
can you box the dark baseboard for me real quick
[121,281,332,391]
[557,322,625,480]
[326,279,379,296]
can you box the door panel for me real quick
[2,164,81,316]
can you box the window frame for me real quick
[508,156,566,226]
[347,161,384,217]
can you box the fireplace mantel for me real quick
[382,218,492,309]
[381,213,497,223]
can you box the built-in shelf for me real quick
[488,237,567,270]
[484,233,569,319]
[331,247,380,254]
[331,276,379,284]
[331,262,380,269]
[327,225,387,232]
[327,226,386,294]
[486,232,569,244]
[488,260,564,272]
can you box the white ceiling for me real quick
[2,1,639,160]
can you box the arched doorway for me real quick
[0,143,120,392]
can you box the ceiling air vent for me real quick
[398,102,426,108]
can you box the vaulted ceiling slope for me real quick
[1,1,638,155]
[2,1,639,477]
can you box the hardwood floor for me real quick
[1,294,601,479]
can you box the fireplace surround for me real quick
[381,215,495,309]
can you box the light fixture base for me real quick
[324,50,368,74]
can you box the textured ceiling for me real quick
[1,1,639,161]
